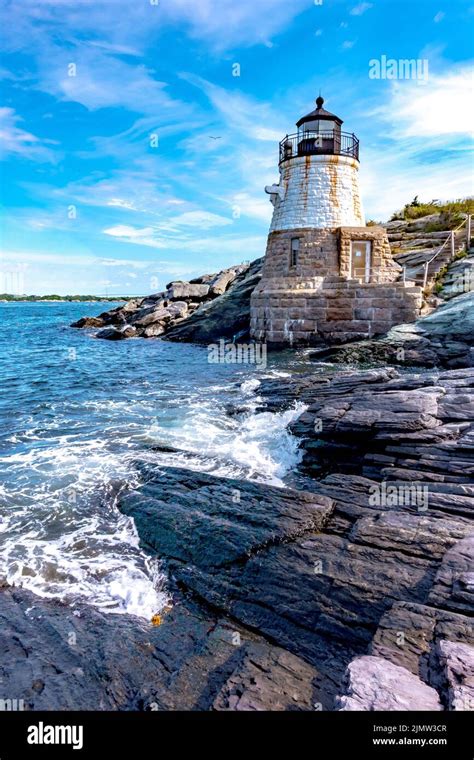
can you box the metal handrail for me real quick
[426,218,466,265]
[279,130,359,163]
[401,215,472,288]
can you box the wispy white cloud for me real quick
[159,0,312,50]
[361,147,473,220]
[103,209,235,249]
[0,107,59,162]
[371,66,474,138]
[1,0,313,58]
[359,65,474,218]
[156,210,233,230]
[350,2,373,16]
[102,221,265,260]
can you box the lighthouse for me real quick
[250,95,422,346]
[267,96,364,230]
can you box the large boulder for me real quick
[70,316,105,328]
[131,304,188,335]
[164,258,262,344]
[96,326,136,340]
[143,323,166,338]
[335,656,442,711]
[209,265,247,296]
[121,299,143,313]
[166,282,210,301]
[130,306,170,327]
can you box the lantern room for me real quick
[280,95,359,163]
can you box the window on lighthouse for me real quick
[303,119,336,136]
[290,238,300,268]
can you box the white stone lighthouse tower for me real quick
[266,96,364,231]
[250,95,422,346]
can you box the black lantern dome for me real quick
[296,96,343,130]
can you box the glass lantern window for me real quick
[302,119,336,135]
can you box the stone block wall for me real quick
[262,226,401,284]
[339,226,400,283]
[262,228,340,281]
[250,276,423,346]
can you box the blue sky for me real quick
[1,0,473,295]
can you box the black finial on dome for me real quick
[316,95,324,109]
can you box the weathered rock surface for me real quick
[336,656,442,711]
[0,584,319,711]
[440,253,474,300]
[96,326,136,341]
[116,428,472,711]
[283,366,474,486]
[164,258,263,343]
[71,261,261,343]
[386,213,467,288]
[143,323,166,338]
[167,282,210,301]
[120,466,334,568]
[437,639,474,711]
[70,315,105,329]
[4,359,472,711]
[212,645,318,711]
[370,601,474,686]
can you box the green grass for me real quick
[390,197,474,223]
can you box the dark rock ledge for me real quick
[2,366,472,711]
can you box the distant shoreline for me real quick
[0,297,131,303]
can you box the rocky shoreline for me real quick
[71,261,262,343]
[1,360,472,711]
[2,247,473,712]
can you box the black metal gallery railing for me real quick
[279,131,359,163]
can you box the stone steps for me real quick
[439,252,474,300]
[393,235,467,288]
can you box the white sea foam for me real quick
[240,377,261,394]
[1,358,305,617]
[0,439,169,619]
[147,395,306,486]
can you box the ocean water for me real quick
[0,302,310,619]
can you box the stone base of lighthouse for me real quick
[250,226,423,346]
